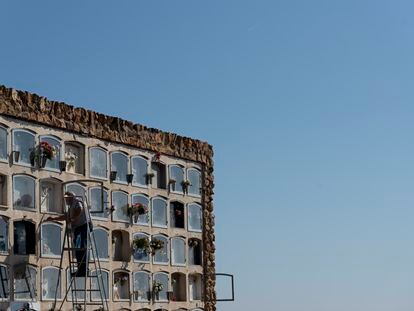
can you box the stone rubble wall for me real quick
[0,85,216,310]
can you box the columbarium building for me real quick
[0,86,216,311]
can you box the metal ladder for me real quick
[52,192,109,311]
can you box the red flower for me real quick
[39,141,55,159]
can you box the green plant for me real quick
[132,237,150,253]
[150,238,164,254]
[188,239,199,248]
[152,280,163,293]
[182,180,191,194]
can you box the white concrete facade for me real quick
[0,115,205,311]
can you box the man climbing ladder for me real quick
[47,192,90,277]
[48,183,109,311]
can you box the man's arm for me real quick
[46,214,67,222]
[47,201,82,223]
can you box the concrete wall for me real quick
[0,85,216,311]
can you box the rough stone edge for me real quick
[0,85,216,310]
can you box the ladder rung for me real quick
[64,247,88,251]
[72,289,101,292]
[69,261,86,265]
[69,265,98,269]
[69,260,100,264]
[69,273,101,278]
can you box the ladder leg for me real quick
[53,223,68,310]
[89,227,108,310]
[83,224,88,311]
[70,226,79,310]
[57,225,77,311]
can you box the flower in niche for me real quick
[30,141,57,167]
[107,205,115,214]
[127,202,148,217]
[114,275,129,284]
[152,280,163,293]
[39,141,56,159]
[132,237,150,254]
[150,238,165,255]
[188,239,199,248]
[65,151,77,168]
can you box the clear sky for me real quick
[2,1,414,310]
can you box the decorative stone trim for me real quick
[0,85,216,310]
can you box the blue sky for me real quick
[2,1,414,310]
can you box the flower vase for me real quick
[30,153,35,166]
[126,174,134,184]
[146,174,153,185]
[167,290,174,301]
[13,151,20,163]
[59,160,67,172]
[40,155,47,168]
[110,171,117,182]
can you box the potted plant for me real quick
[150,238,164,255]
[188,239,199,248]
[132,237,150,253]
[30,141,56,168]
[182,180,191,194]
[127,202,148,217]
[153,152,161,162]
[40,141,55,161]
[152,280,164,300]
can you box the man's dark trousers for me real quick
[73,223,88,277]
